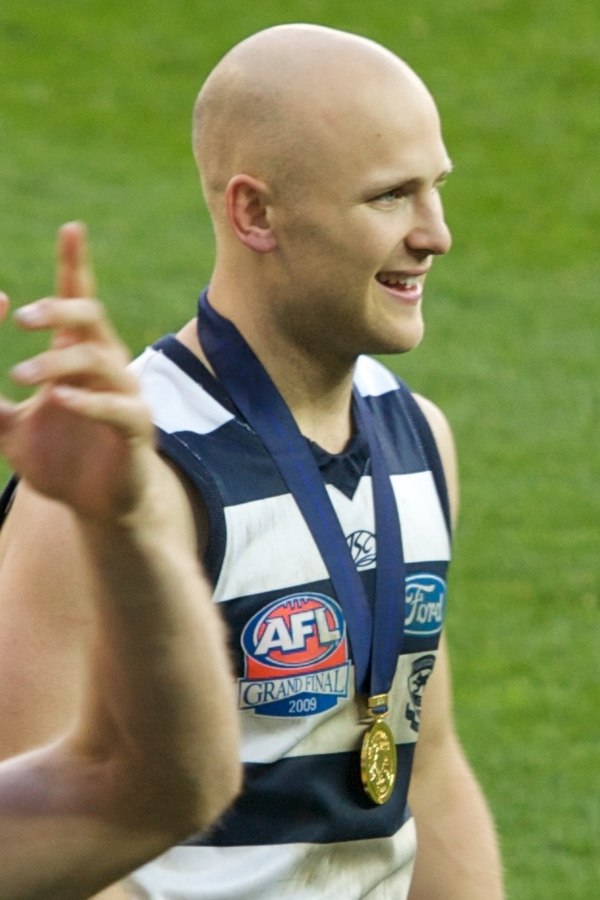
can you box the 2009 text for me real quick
[289,697,318,715]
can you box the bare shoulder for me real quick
[412,392,459,529]
[146,446,208,551]
[0,450,202,759]
[155,450,210,553]
[0,481,95,756]
[412,393,455,457]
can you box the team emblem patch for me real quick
[239,593,350,717]
[347,529,377,570]
[405,654,436,732]
[405,574,446,636]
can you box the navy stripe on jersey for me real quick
[183,745,414,847]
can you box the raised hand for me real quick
[0,223,155,521]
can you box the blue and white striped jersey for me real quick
[126,335,451,900]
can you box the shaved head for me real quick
[189,24,451,372]
[192,24,436,216]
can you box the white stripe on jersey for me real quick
[131,347,234,435]
[354,354,401,397]
[391,471,451,563]
[214,472,449,604]
[125,817,416,900]
[238,651,434,764]
[132,350,410,432]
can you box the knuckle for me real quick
[88,296,104,317]
[84,342,105,366]
[79,297,104,323]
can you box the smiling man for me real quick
[124,24,502,899]
[0,23,503,900]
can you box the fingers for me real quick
[46,385,155,443]
[0,292,9,322]
[3,227,151,443]
[0,397,19,441]
[11,297,133,394]
[11,342,135,392]
[14,297,122,348]
[55,221,96,299]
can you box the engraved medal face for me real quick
[360,718,397,805]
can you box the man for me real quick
[0,224,241,899]
[0,24,504,899]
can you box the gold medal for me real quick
[360,694,397,805]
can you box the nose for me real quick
[405,192,452,258]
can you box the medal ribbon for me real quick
[197,291,406,701]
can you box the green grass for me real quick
[1,1,598,896]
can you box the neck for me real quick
[275,361,355,454]
[178,285,357,455]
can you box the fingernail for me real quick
[14,304,43,324]
[11,360,40,382]
[52,385,80,401]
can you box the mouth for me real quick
[375,270,427,304]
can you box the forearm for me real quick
[72,473,241,834]
[408,735,504,900]
[0,744,189,900]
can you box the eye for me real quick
[370,186,409,206]
[381,188,407,202]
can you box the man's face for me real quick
[267,69,452,363]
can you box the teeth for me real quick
[379,274,419,287]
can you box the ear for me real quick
[225,175,277,253]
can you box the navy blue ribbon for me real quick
[198,291,406,701]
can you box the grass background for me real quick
[1,1,598,896]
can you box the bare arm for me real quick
[407,395,504,899]
[0,224,241,900]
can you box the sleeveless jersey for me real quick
[126,335,452,899]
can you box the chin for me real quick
[370,321,425,356]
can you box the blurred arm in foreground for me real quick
[0,223,241,900]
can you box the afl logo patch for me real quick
[239,593,350,718]
[242,593,345,669]
[405,574,446,636]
